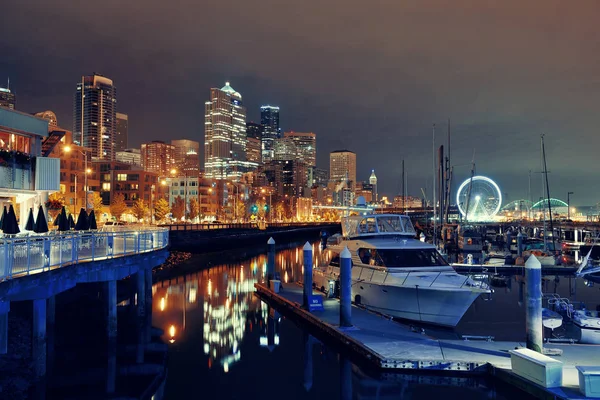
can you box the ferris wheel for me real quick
[456,176,502,221]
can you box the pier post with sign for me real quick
[525,255,543,353]
[303,242,313,309]
[340,246,352,327]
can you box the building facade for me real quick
[308,166,328,187]
[73,74,117,160]
[284,131,316,167]
[0,85,15,110]
[94,160,158,208]
[260,105,280,162]
[246,137,262,165]
[329,150,356,187]
[116,148,141,167]
[369,169,378,202]
[246,121,262,140]
[204,82,251,180]
[115,112,128,152]
[141,140,175,177]
[171,139,200,177]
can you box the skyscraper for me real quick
[0,83,15,110]
[260,105,280,162]
[284,131,316,167]
[204,82,249,180]
[246,122,262,140]
[115,112,128,152]
[273,137,298,161]
[246,137,262,165]
[329,150,356,187]
[369,169,378,202]
[73,74,117,160]
[141,140,175,176]
[171,139,200,177]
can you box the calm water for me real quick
[151,241,599,399]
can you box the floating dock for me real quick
[255,281,600,400]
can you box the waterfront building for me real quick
[329,150,356,188]
[393,195,423,209]
[162,175,199,217]
[0,107,60,229]
[355,181,374,203]
[284,131,316,167]
[260,105,280,162]
[204,82,254,180]
[116,148,141,167]
[198,173,218,220]
[73,74,117,160]
[141,140,175,177]
[171,139,200,177]
[115,112,128,152]
[94,160,158,209]
[296,197,313,221]
[0,83,15,110]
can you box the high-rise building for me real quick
[329,150,356,187]
[284,131,316,167]
[115,112,128,152]
[273,137,298,161]
[204,82,252,180]
[260,105,280,162]
[246,137,262,165]
[246,122,262,140]
[308,166,328,187]
[73,74,117,160]
[369,169,378,202]
[171,139,200,177]
[141,140,175,176]
[0,83,16,110]
[264,159,307,198]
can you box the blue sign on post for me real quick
[308,295,324,312]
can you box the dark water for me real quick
[152,241,585,399]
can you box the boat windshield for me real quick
[358,248,449,268]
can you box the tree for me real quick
[131,198,148,222]
[109,193,127,221]
[90,191,104,212]
[171,196,185,221]
[46,192,65,221]
[256,199,267,219]
[154,198,170,222]
[275,202,285,221]
[188,197,199,221]
[235,201,246,221]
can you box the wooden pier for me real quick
[255,281,600,400]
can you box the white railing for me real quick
[0,228,169,281]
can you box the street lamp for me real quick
[567,192,574,220]
[64,145,90,209]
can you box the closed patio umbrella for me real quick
[0,206,6,230]
[3,204,20,235]
[25,208,35,231]
[57,206,69,232]
[34,205,49,233]
[68,214,75,230]
[88,209,98,230]
[75,208,89,230]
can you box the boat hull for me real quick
[579,327,600,344]
[352,282,482,327]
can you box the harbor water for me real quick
[150,240,599,399]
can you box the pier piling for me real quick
[303,241,313,309]
[340,246,352,327]
[145,268,153,344]
[32,298,47,377]
[525,255,543,353]
[267,237,275,288]
[303,333,313,392]
[0,301,9,355]
[517,231,524,257]
[107,280,117,338]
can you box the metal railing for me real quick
[159,221,337,231]
[0,228,169,281]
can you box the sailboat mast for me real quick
[541,134,555,252]
[433,124,437,246]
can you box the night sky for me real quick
[2,0,599,205]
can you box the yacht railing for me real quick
[355,268,490,290]
[0,228,169,281]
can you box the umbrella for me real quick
[57,206,69,232]
[53,211,61,226]
[34,205,49,233]
[0,206,6,230]
[88,209,98,230]
[75,208,89,230]
[68,214,75,230]
[3,204,20,235]
[25,208,35,231]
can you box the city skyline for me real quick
[2,1,600,204]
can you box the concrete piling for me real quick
[0,301,9,355]
[107,280,117,338]
[340,246,352,327]
[340,355,352,400]
[267,237,275,288]
[145,267,153,344]
[303,241,313,309]
[525,255,543,353]
[136,270,146,363]
[33,298,47,377]
[303,333,313,392]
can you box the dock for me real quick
[255,281,600,400]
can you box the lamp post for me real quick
[567,192,574,220]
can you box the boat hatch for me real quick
[342,214,415,239]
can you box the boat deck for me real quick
[255,281,600,400]
[452,263,577,275]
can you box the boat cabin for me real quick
[341,214,416,239]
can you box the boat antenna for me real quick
[432,124,437,246]
[464,150,476,223]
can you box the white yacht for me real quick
[313,214,490,327]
